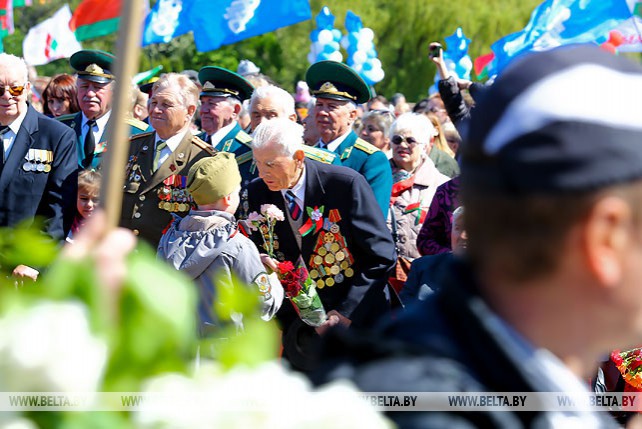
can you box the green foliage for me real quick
[0,219,58,277]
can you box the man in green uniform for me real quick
[306,61,392,216]
[58,49,149,170]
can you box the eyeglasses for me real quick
[369,109,395,120]
[0,84,26,97]
[391,135,420,146]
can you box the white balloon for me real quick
[329,51,343,62]
[340,35,350,49]
[360,27,375,42]
[307,52,316,64]
[318,29,334,44]
[371,58,382,69]
[352,50,368,64]
[370,67,385,82]
[312,41,325,55]
[357,38,374,52]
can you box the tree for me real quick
[7,0,547,101]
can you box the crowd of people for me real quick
[1,40,642,428]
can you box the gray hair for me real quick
[453,206,465,223]
[250,85,296,117]
[252,117,303,157]
[0,54,29,84]
[390,112,436,145]
[152,73,199,109]
[362,109,394,136]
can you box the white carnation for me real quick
[0,301,107,393]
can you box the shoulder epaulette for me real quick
[130,131,154,141]
[354,138,379,155]
[56,113,77,122]
[302,146,338,164]
[235,151,253,165]
[191,135,217,156]
[125,117,150,131]
[236,130,252,147]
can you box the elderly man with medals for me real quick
[247,117,396,372]
[119,73,215,248]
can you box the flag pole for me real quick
[100,0,144,231]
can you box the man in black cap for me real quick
[306,61,392,216]
[197,66,254,186]
[59,49,149,170]
[314,45,642,428]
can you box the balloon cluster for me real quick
[600,30,624,54]
[431,27,473,94]
[307,7,343,64]
[342,11,384,85]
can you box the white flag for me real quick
[23,4,82,66]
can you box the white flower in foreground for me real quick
[260,204,285,222]
[134,361,393,429]
[0,301,107,392]
[0,417,38,429]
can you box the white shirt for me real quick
[82,110,111,147]
[280,165,306,211]
[208,121,237,149]
[154,129,189,169]
[2,106,28,159]
[319,129,351,153]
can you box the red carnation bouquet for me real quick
[611,348,642,390]
[276,256,327,327]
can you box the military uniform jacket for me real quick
[58,112,149,170]
[331,131,392,217]
[248,159,396,333]
[119,131,214,248]
[202,122,254,186]
[0,105,77,241]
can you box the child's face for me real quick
[77,187,99,219]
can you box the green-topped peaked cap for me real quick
[306,60,372,105]
[70,49,116,84]
[198,66,254,101]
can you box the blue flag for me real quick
[143,0,312,52]
[490,0,632,75]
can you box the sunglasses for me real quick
[0,84,26,97]
[391,135,420,146]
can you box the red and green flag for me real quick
[0,0,14,39]
[69,0,121,41]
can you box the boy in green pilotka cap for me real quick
[157,152,283,337]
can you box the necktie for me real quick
[0,125,10,172]
[285,190,302,221]
[153,140,167,171]
[83,119,97,169]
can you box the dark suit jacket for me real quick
[0,105,77,241]
[248,159,396,331]
[119,131,214,247]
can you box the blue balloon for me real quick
[444,27,471,62]
[332,29,342,42]
[348,31,359,46]
[367,48,377,58]
[315,7,335,30]
[345,10,363,33]
[309,29,320,42]
[362,60,373,71]
[317,52,331,61]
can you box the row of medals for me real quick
[23,149,53,172]
[309,227,354,289]
[158,176,193,213]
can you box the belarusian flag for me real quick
[23,4,82,66]
[69,0,121,41]
[0,0,14,39]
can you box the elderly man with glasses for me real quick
[0,53,77,281]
